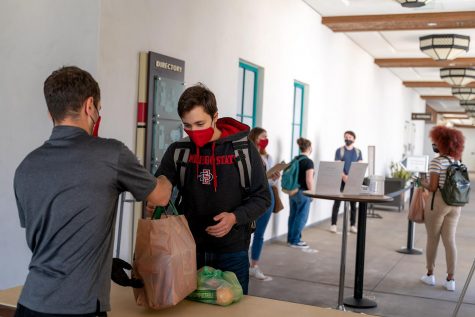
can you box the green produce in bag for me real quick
[187,266,243,306]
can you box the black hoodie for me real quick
[156,117,271,253]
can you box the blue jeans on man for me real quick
[196,250,250,294]
[287,190,312,245]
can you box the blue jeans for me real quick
[287,190,312,245]
[251,185,275,262]
[196,250,250,294]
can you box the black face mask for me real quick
[432,143,439,153]
[344,139,354,146]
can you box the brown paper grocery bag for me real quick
[408,187,428,224]
[132,209,197,309]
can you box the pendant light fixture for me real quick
[396,0,431,8]
[420,34,470,61]
[440,68,475,86]
[452,87,475,101]
[460,100,475,107]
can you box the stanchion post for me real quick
[336,201,349,311]
[452,258,475,317]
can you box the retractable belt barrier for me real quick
[367,184,414,219]
[386,184,413,198]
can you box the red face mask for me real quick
[92,115,101,137]
[185,127,214,147]
[258,138,269,150]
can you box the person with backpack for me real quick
[330,130,362,234]
[419,125,468,292]
[149,84,270,294]
[248,127,280,281]
[286,137,314,249]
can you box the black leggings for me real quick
[331,181,356,226]
[331,200,356,226]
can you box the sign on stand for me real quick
[401,156,429,173]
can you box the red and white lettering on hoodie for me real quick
[189,117,250,192]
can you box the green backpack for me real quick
[281,156,307,196]
[437,156,470,207]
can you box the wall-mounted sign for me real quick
[411,113,432,121]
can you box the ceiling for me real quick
[303,0,475,125]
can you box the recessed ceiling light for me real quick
[427,22,438,27]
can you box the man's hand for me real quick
[342,174,348,183]
[146,175,172,207]
[145,175,173,217]
[145,203,155,218]
[205,212,237,238]
[111,258,143,288]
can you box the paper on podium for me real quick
[343,162,368,195]
[315,161,344,195]
[266,162,289,178]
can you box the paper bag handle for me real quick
[152,200,179,219]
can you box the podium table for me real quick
[304,191,393,310]
[0,284,376,317]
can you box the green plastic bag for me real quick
[187,266,243,306]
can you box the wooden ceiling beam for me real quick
[421,95,458,100]
[404,81,475,88]
[454,124,475,128]
[322,11,475,32]
[375,58,475,68]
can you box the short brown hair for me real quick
[344,130,356,139]
[297,137,311,152]
[430,126,465,160]
[44,66,100,122]
[178,83,217,118]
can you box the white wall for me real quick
[97,0,425,248]
[0,0,100,289]
[1,0,426,289]
[458,127,475,171]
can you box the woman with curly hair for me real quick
[420,125,465,291]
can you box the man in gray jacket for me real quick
[14,66,172,316]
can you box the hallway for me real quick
[249,184,475,317]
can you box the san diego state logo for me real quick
[198,169,213,185]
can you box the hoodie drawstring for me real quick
[211,142,218,192]
[195,146,200,179]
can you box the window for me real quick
[237,61,258,128]
[291,82,305,158]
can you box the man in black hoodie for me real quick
[150,84,270,294]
